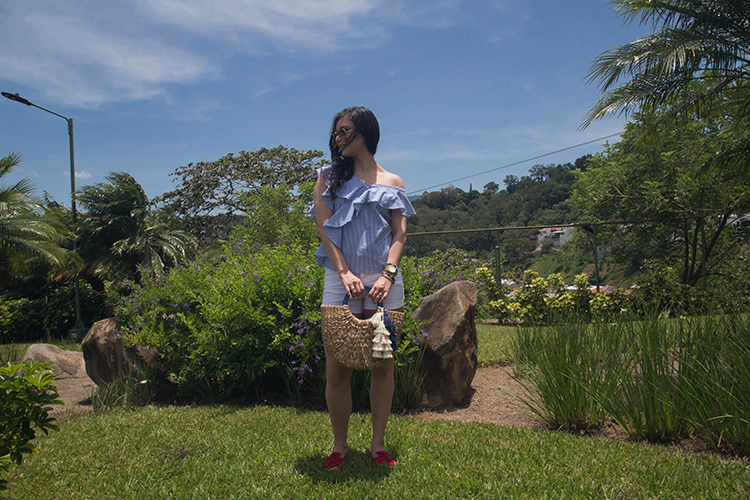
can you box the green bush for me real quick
[112,241,325,402]
[111,239,431,409]
[400,248,481,309]
[0,361,62,490]
[0,281,106,343]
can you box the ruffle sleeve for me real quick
[312,166,416,270]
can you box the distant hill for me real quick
[406,156,592,272]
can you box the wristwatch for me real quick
[384,263,398,275]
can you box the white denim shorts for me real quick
[322,268,405,313]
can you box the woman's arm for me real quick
[313,175,364,298]
[369,209,407,304]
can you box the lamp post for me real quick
[2,91,88,342]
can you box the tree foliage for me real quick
[76,172,197,291]
[572,107,750,288]
[0,152,71,284]
[584,0,750,174]
[407,160,585,268]
[157,146,325,218]
[232,183,318,250]
[156,146,325,245]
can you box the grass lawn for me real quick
[476,323,515,365]
[6,405,749,499]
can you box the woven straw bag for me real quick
[321,292,404,371]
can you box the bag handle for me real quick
[343,286,383,307]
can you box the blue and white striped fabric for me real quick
[312,165,416,273]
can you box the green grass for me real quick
[476,323,515,365]
[5,405,749,499]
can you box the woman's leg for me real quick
[325,348,354,456]
[369,357,395,456]
[362,307,395,457]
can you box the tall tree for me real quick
[76,172,197,291]
[572,108,750,287]
[156,145,325,244]
[0,152,69,283]
[583,0,750,173]
[158,146,325,218]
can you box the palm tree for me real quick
[76,172,197,290]
[0,152,69,283]
[583,0,750,172]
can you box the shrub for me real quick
[0,281,106,343]
[113,241,325,402]
[112,237,431,408]
[0,361,62,490]
[401,248,480,311]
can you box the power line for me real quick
[407,131,622,196]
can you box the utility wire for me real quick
[407,131,622,196]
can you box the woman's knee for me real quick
[326,353,354,386]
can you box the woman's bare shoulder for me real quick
[377,168,405,189]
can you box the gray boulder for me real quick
[412,280,478,408]
[22,343,88,379]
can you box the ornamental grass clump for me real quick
[511,316,606,431]
[511,309,750,454]
[680,313,750,456]
[592,313,692,442]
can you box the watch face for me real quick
[385,264,397,274]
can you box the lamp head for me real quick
[2,92,32,106]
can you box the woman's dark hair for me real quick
[327,106,380,193]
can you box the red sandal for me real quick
[372,451,396,466]
[324,452,346,471]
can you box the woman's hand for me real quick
[369,276,393,305]
[339,271,365,299]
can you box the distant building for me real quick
[535,226,574,248]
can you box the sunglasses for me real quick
[332,126,354,139]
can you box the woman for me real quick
[312,107,416,470]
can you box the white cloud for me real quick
[0,0,472,109]
[140,0,385,52]
[66,170,92,179]
[0,2,218,108]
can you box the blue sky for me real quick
[1,0,648,205]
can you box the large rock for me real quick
[22,344,88,379]
[412,280,478,408]
[22,344,97,412]
[82,317,136,385]
[81,317,177,401]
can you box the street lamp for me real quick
[2,91,88,342]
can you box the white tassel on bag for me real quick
[370,309,393,359]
